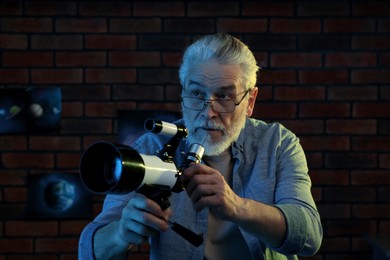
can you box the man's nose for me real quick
[201,100,218,118]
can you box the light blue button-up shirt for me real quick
[79,118,323,259]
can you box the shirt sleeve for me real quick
[78,193,133,259]
[272,126,323,256]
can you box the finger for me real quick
[131,193,164,218]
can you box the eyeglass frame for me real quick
[181,88,254,113]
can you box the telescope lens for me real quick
[103,154,123,184]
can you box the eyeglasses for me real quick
[181,89,252,113]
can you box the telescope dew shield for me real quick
[79,141,179,195]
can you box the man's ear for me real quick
[246,87,258,117]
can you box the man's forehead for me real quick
[187,80,237,91]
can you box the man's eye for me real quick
[191,91,204,98]
[218,93,233,100]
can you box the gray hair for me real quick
[179,33,259,91]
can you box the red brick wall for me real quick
[1,1,389,259]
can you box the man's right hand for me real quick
[93,193,172,260]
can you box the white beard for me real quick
[183,113,247,156]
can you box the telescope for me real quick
[79,118,205,247]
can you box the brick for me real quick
[300,136,350,151]
[5,221,58,236]
[274,86,325,101]
[29,136,80,151]
[380,221,390,233]
[259,70,296,85]
[327,86,378,101]
[326,119,377,134]
[7,255,57,260]
[353,205,390,219]
[82,136,117,149]
[327,220,377,236]
[379,188,390,202]
[0,136,27,150]
[298,2,349,16]
[60,119,112,134]
[3,187,27,202]
[31,35,82,50]
[2,153,54,169]
[162,52,182,67]
[271,53,322,68]
[270,18,321,33]
[164,18,214,33]
[311,187,322,202]
[324,18,375,33]
[31,69,82,84]
[1,18,52,32]
[242,2,294,16]
[245,35,296,50]
[61,85,111,100]
[324,187,376,202]
[85,102,137,117]
[134,2,184,16]
[318,204,351,219]
[139,35,190,51]
[309,170,349,186]
[352,36,390,50]
[299,103,350,118]
[299,70,348,84]
[35,238,78,253]
[306,153,323,168]
[86,69,136,84]
[56,18,107,33]
[352,69,390,84]
[379,119,390,134]
[325,53,377,67]
[325,153,377,169]
[380,154,390,168]
[255,86,272,101]
[60,221,89,235]
[0,239,33,253]
[138,68,179,84]
[85,35,136,50]
[353,102,390,117]
[378,19,390,33]
[352,170,390,185]
[299,35,349,50]
[280,119,324,134]
[319,237,350,253]
[353,137,390,151]
[381,53,390,67]
[25,1,76,15]
[56,152,81,169]
[138,102,182,112]
[62,102,83,117]
[0,1,22,15]
[252,103,297,119]
[56,51,106,67]
[79,1,131,16]
[112,85,164,101]
[187,2,238,17]
[109,51,160,67]
[165,85,181,101]
[0,35,27,49]
[3,51,53,67]
[0,170,26,185]
[353,1,390,16]
[110,18,161,33]
[217,18,267,33]
[381,86,390,99]
[0,69,28,84]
